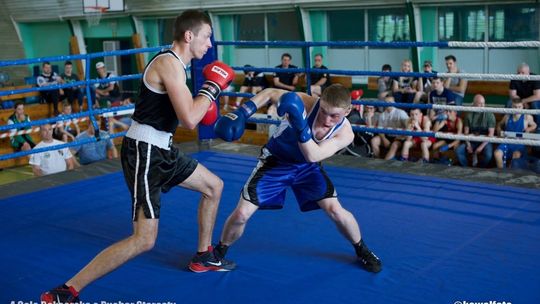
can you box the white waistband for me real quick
[126,121,172,150]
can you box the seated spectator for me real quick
[59,60,85,112]
[273,53,299,91]
[309,53,330,98]
[7,102,36,152]
[392,59,422,104]
[430,106,462,163]
[456,94,495,167]
[53,103,80,142]
[398,108,434,162]
[428,77,455,121]
[94,61,121,109]
[71,121,118,165]
[228,64,268,110]
[508,62,540,133]
[36,61,61,115]
[419,60,437,103]
[29,123,74,176]
[443,55,467,106]
[494,98,537,168]
[370,96,409,158]
[108,97,134,131]
[377,64,393,100]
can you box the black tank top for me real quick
[131,50,185,134]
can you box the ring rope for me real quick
[242,116,540,146]
[216,40,540,48]
[0,131,126,161]
[0,117,89,139]
[220,92,540,115]
[0,105,134,132]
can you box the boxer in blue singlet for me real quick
[213,84,382,273]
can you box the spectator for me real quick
[273,53,299,91]
[229,64,268,110]
[456,94,495,167]
[59,60,85,112]
[108,97,134,131]
[94,61,121,109]
[419,60,437,102]
[309,53,330,98]
[392,59,422,104]
[370,96,409,158]
[53,103,80,142]
[399,108,434,162]
[443,55,467,106]
[7,102,35,152]
[494,98,537,168]
[377,64,393,100]
[428,77,455,121]
[29,123,74,176]
[431,106,463,163]
[71,121,118,165]
[36,61,61,115]
[508,62,540,132]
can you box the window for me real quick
[235,13,265,41]
[328,10,364,41]
[267,12,301,41]
[489,4,538,41]
[234,12,301,47]
[438,7,485,41]
[368,9,410,42]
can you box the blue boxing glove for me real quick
[277,92,312,143]
[214,100,258,142]
[439,144,449,152]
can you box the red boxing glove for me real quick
[350,89,363,100]
[198,61,235,102]
[200,100,218,125]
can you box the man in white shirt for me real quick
[29,123,75,176]
[370,96,409,158]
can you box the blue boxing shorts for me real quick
[242,147,337,212]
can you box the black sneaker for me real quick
[355,240,382,273]
[188,246,236,273]
[40,284,80,304]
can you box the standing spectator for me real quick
[419,60,437,102]
[273,53,299,91]
[53,103,80,142]
[494,98,536,168]
[455,94,495,167]
[94,61,121,109]
[7,102,35,151]
[59,61,85,112]
[443,55,468,106]
[29,123,74,176]
[508,62,540,132]
[71,121,118,165]
[377,64,393,100]
[36,61,61,115]
[309,53,330,98]
[428,77,455,121]
[392,59,422,104]
[370,96,409,158]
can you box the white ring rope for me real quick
[448,41,540,48]
[436,72,540,81]
[430,104,540,115]
[350,124,540,146]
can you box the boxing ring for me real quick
[1,40,540,303]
